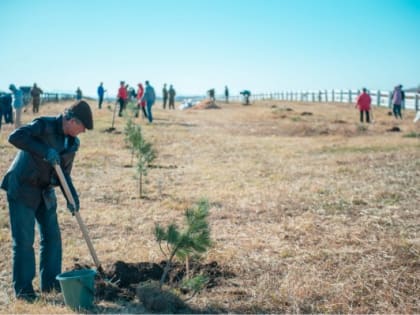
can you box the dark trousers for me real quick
[141,106,148,118]
[135,106,148,119]
[163,97,168,109]
[393,104,402,119]
[360,110,370,123]
[32,98,40,113]
[98,96,104,109]
[118,98,126,117]
[146,100,154,122]
[7,194,62,297]
[169,98,175,109]
[4,104,13,123]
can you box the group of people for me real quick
[97,81,180,123]
[355,84,406,123]
[161,83,176,109]
[0,83,44,131]
[115,80,156,123]
[204,86,231,104]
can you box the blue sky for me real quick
[1,0,419,98]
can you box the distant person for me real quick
[391,85,403,119]
[30,83,43,114]
[97,82,106,109]
[75,87,82,100]
[117,81,128,117]
[224,86,229,103]
[0,93,12,130]
[162,83,168,109]
[355,88,372,123]
[1,100,93,302]
[208,89,215,102]
[136,83,147,119]
[0,92,14,127]
[240,90,251,105]
[9,84,24,128]
[168,84,176,110]
[144,80,156,123]
[128,86,136,103]
[400,85,405,110]
[0,94,5,130]
[0,95,3,131]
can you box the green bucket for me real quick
[56,269,96,310]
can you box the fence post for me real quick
[415,94,419,112]
[325,90,328,102]
[348,90,352,103]
[340,90,343,102]
[388,91,393,108]
[332,90,335,102]
[376,90,381,106]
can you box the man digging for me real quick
[1,100,93,302]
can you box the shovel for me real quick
[53,163,105,275]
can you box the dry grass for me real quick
[0,99,419,314]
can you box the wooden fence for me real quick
[41,92,75,103]
[222,90,419,111]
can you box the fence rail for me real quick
[36,90,420,112]
[41,92,75,103]
[221,90,419,111]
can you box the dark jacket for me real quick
[31,86,43,99]
[1,115,79,208]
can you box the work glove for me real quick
[45,148,60,165]
[67,200,79,215]
[66,191,80,215]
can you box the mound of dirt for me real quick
[72,260,235,303]
[137,281,189,313]
[300,111,313,116]
[103,127,122,134]
[387,126,401,132]
[108,261,163,287]
[192,99,221,110]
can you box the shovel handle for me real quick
[53,164,102,271]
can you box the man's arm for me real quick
[8,119,50,159]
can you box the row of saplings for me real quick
[121,104,213,312]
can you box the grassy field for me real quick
[0,99,419,314]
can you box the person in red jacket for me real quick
[355,88,372,123]
[117,81,128,117]
[136,83,147,119]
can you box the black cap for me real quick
[69,100,93,129]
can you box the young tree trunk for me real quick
[131,149,134,166]
[185,256,190,280]
[139,172,143,198]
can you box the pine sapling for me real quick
[124,114,156,197]
[154,199,212,296]
[136,138,156,197]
